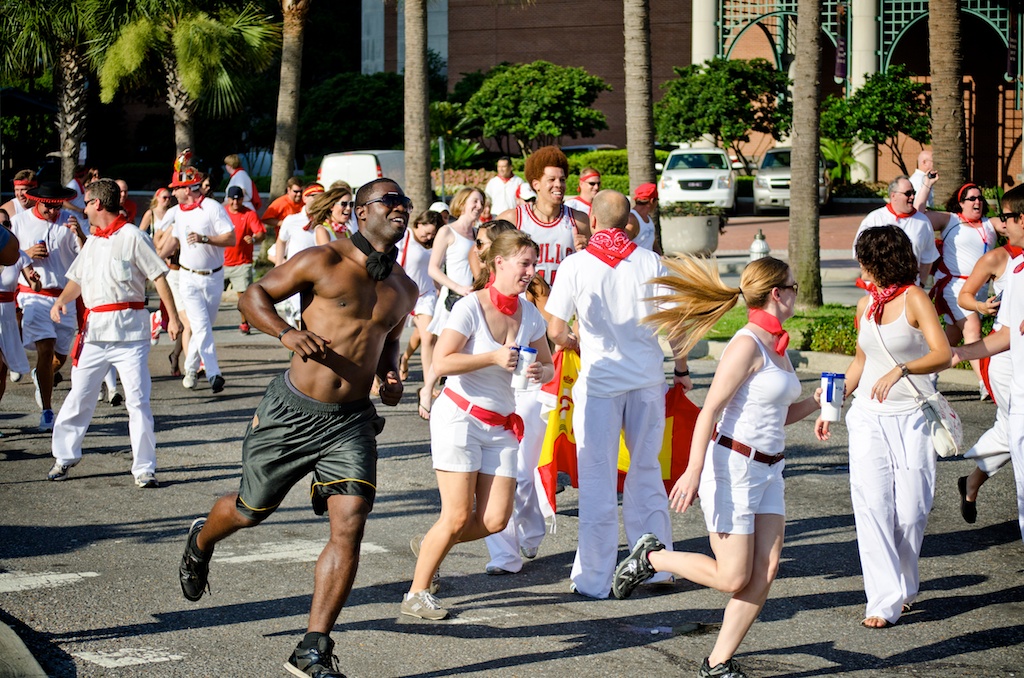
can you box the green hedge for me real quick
[804,313,858,355]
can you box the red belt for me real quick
[715,433,784,466]
[442,388,524,442]
[0,291,16,303]
[18,285,62,297]
[71,301,146,366]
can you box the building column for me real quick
[692,0,719,66]
[850,0,879,181]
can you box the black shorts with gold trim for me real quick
[235,373,385,520]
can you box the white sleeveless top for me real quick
[717,328,802,454]
[515,204,577,284]
[631,209,655,251]
[993,250,1014,331]
[853,295,935,413]
[398,231,434,296]
[444,227,475,289]
[937,215,997,279]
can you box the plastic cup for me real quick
[820,372,845,422]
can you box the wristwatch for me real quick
[201,234,209,244]
[897,363,910,379]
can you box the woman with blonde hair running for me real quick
[402,229,553,620]
[612,255,822,678]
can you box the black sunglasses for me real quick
[337,200,353,209]
[779,283,799,293]
[362,194,412,210]
[998,212,1021,222]
[962,195,983,202]
[895,190,916,198]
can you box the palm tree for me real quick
[790,0,823,307]
[404,0,432,214]
[270,0,311,200]
[1,0,92,183]
[623,0,658,247]
[929,0,966,199]
[93,0,281,153]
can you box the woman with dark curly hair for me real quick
[819,225,951,629]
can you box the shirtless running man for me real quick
[177,178,418,678]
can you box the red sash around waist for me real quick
[442,388,524,442]
[71,301,147,366]
[0,291,16,303]
[18,285,62,297]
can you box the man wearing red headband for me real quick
[1,169,38,217]
[484,156,524,215]
[10,182,87,430]
[564,167,602,217]
[156,158,236,394]
[46,179,182,486]
[628,182,660,252]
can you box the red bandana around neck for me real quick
[586,228,637,268]
[489,285,519,315]
[32,204,58,223]
[93,215,130,239]
[748,308,789,355]
[179,194,204,212]
[886,203,917,220]
[1006,244,1024,258]
[866,283,912,323]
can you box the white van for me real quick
[316,151,406,194]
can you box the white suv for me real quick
[658,148,736,209]
[752,147,830,215]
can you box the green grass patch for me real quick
[705,302,857,354]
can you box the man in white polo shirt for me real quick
[484,156,524,215]
[157,151,235,393]
[546,189,691,598]
[853,175,939,285]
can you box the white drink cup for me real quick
[511,346,538,390]
[820,372,845,422]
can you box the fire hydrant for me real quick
[749,229,770,262]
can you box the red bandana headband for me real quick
[302,186,324,199]
[13,180,37,188]
[957,183,980,203]
[579,171,600,183]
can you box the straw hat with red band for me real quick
[634,182,658,202]
[25,182,77,205]
[169,148,202,188]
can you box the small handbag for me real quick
[444,290,463,312]
[868,319,963,458]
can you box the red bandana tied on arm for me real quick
[747,309,789,355]
[866,283,912,323]
[92,215,130,239]
[885,203,917,220]
[489,285,519,315]
[586,228,637,268]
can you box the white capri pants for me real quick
[429,392,518,477]
[964,349,1012,475]
[847,402,936,624]
[51,339,156,479]
[179,269,224,378]
[570,381,673,598]
[484,387,549,572]
[0,301,31,374]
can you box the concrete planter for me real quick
[660,214,721,256]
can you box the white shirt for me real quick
[563,197,592,216]
[64,178,91,231]
[0,251,32,293]
[546,243,667,397]
[159,197,234,271]
[225,168,256,211]
[630,209,656,251]
[854,206,939,268]
[66,224,169,342]
[398,231,436,297]
[485,175,524,215]
[854,299,936,414]
[936,215,997,279]
[277,208,318,261]
[10,207,82,289]
[908,169,934,209]
[514,204,577,284]
[443,293,546,414]
[996,252,1024,407]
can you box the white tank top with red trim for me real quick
[514,203,576,284]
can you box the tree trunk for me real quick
[929,0,965,199]
[623,0,659,248]
[790,0,823,308]
[271,0,311,200]
[403,0,431,212]
[164,57,197,154]
[54,45,88,184]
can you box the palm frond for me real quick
[98,17,164,103]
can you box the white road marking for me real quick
[213,540,387,564]
[0,571,100,593]
[73,648,184,667]
[448,611,519,625]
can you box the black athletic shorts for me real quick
[235,373,385,520]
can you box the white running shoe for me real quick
[182,371,197,389]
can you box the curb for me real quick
[0,621,46,677]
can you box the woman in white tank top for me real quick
[818,225,951,630]
[611,256,823,678]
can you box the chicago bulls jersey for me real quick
[514,203,577,283]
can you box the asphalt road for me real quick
[1,303,1022,677]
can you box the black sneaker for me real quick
[698,657,748,678]
[210,375,225,393]
[179,518,212,601]
[285,636,346,677]
[612,532,665,599]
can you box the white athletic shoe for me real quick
[9,371,22,383]
[182,371,198,389]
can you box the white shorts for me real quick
[165,269,185,311]
[936,276,983,324]
[414,290,438,318]
[20,293,76,354]
[429,393,518,477]
[698,438,786,535]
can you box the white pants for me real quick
[1004,413,1024,543]
[180,269,223,378]
[570,382,673,598]
[484,388,549,572]
[965,350,1012,475]
[0,301,30,374]
[51,340,156,478]
[847,403,936,623]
